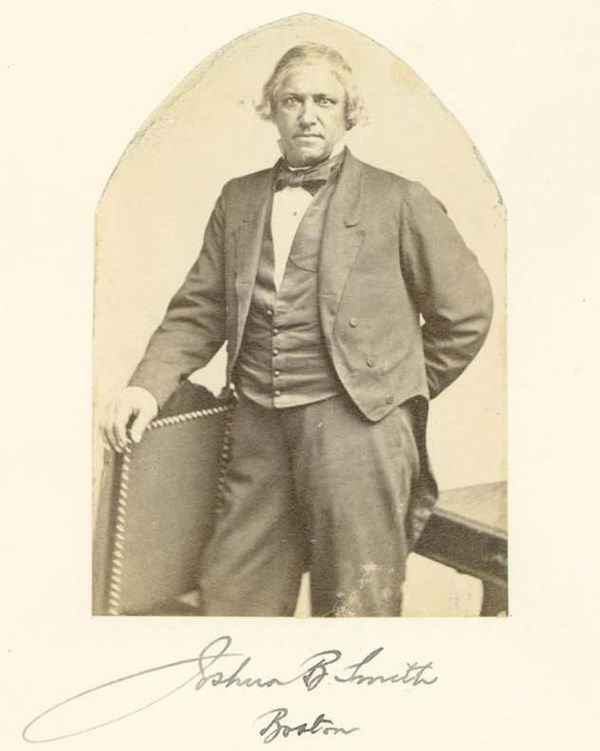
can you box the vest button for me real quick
[366,356,375,367]
[349,317,359,327]
[274,389,281,397]
[273,327,280,335]
[386,395,394,405]
[273,370,281,377]
[266,308,273,317]
[272,348,279,356]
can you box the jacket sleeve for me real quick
[127,189,228,409]
[399,182,493,399]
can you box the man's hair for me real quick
[256,43,365,130]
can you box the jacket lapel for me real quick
[319,149,365,342]
[232,168,274,362]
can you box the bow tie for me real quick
[274,160,338,196]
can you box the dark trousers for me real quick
[197,393,419,616]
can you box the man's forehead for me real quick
[277,62,344,92]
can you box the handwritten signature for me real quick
[23,635,438,743]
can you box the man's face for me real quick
[272,63,348,167]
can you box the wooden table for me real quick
[415,482,508,616]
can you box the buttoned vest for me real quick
[234,181,343,409]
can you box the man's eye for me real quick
[282,96,300,107]
[316,97,335,107]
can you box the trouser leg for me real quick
[197,396,305,616]
[284,396,419,617]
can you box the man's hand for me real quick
[100,386,159,453]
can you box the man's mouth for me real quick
[294,134,323,140]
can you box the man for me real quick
[101,44,493,617]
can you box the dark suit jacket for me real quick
[129,148,493,544]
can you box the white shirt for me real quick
[271,187,313,290]
[271,141,345,291]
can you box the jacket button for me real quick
[349,317,359,327]
[386,395,394,405]
[366,356,375,367]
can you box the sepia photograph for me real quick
[93,14,506,618]
[3,1,598,748]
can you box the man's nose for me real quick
[298,99,317,126]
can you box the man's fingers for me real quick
[99,421,114,452]
[105,407,124,452]
[129,408,153,444]
[113,401,134,450]
[99,388,159,452]
[100,403,122,453]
